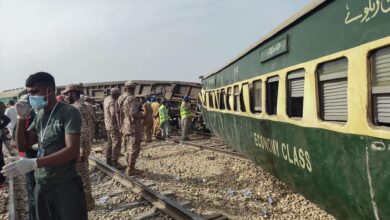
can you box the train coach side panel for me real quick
[202,109,390,220]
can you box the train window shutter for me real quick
[372,46,390,125]
[251,80,262,113]
[318,58,348,122]
[287,69,305,118]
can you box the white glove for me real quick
[15,100,31,119]
[32,144,39,151]
[1,157,38,176]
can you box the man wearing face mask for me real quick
[62,84,95,211]
[1,72,87,220]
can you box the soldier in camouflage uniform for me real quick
[142,97,153,142]
[62,84,95,211]
[103,88,125,169]
[83,96,96,142]
[119,81,144,176]
[117,89,127,154]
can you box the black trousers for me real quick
[0,138,5,184]
[35,176,88,220]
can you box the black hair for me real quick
[25,72,56,90]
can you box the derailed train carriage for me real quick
[56,80,204,137]
[200,0,390,219]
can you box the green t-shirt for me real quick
[29,102,81,185]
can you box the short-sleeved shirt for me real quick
[28,102,81,185]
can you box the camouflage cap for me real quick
[110,88,121,95]
[124,80,136,87]
[62,83,82,94]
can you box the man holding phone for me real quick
[1,72,87,220]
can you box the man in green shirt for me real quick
[1,72,87,220]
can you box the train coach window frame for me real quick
[240,83,248,112]
[287,69,305,119]
[370,46,390,127]
[317,57,348,123]
[226,87,232,110]
[251,80,262,113]
[220,89,226,110]
[215,90,220,109]
[266,76,279,115]
[208,91,214,109]
[233,85,240,111]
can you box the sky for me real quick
[0,0,310,91]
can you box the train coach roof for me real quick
[56,80,201,88]
[203,0,327,79]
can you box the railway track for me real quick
[169,130,248,160]
[91,135,334,219]
[89,156,206,220]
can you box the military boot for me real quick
[106,158,113,166]
[112,160,126,170]
[126,167,144,176]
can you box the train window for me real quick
[251,80,262,113]
[226,87,232,110]
[266,76,279,115]
[208,91,214,108]
[215,90,220,109]
[287,69,305,118]
[318,58,348,122]
[240,84,247,112]
[234,85,239,111]
[220,89,226,110]
[371,46,390,126]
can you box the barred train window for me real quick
[287,69,305,118]
[318,58,348,122]
[219,89,226,110]
[226,87,232,110]
[266,76,279,115]
[234,85,239,111]
[251,80,262,113]
[371,46,390,126]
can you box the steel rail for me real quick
[170,138,248,160]
[88,156,204,220]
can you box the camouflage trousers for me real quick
[153,118,160,136]
[106,129,121,161]
[124,134,142,169]
[143,121,153,142]
[76,152,94,208]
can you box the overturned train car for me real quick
[56,80,205,138]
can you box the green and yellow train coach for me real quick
[199,0,390,219]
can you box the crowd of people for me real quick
[0,72,194,220]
